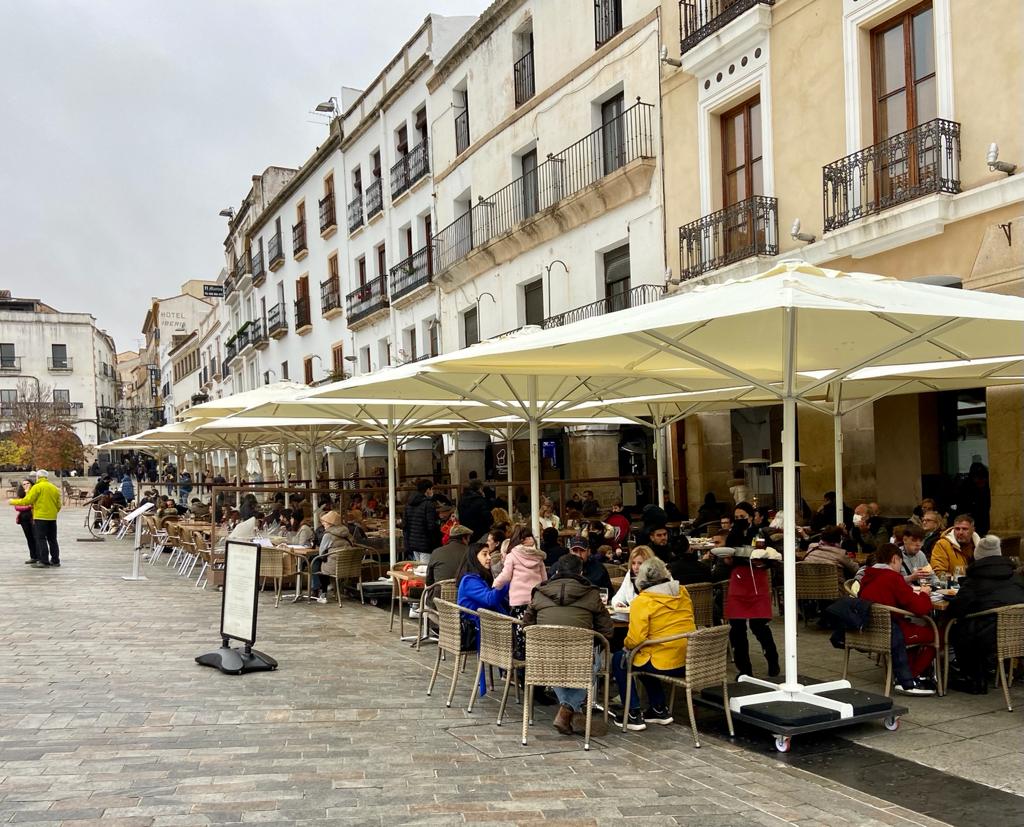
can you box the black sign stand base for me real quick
[195,642,277,675]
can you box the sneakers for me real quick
[30,562,50,568]
[24,559,35,564]
[895,679,936,696]
[611,707,647,731]
[51,562,61,568]
[315,595,328,604]
[645,706,674,726]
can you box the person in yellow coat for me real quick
[611,556,695,731]
[9,470,62,568]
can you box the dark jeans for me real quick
[33,519,59,565]
[729,618,778,675]
[21,517,37,560]
[612,649,685,710]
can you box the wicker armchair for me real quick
[521,625,611,751]
[622,624,733,748]
[417,579,457,650]
[164,522,184,567]
[469,609,525,725]
[389,565,423,636]
[943,603,1024,711]
[426,599,478,708]
[321,546,365,607]
[687,582,715,628]
[603,563,627,580]
[257,546,285,608]
[842,603,943,696]
[795,562,844,626]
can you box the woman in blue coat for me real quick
[456,543,510,696]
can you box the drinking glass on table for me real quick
[599,588,609,606]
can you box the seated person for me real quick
[858,542,937,696]
[667,535,713,585]
[426,524,473,587]
[456,542,510,697]
[931,515,980,579]
[558,540,612,593]
[948,535,1024,694]
[610,545,655,609]
[611,557,695,731]
[523,553,613,736]
[604,500,632,550]
[897,525,939,587]
[803,525,859,578]
[189,498,211,519]
[539,526,563,568]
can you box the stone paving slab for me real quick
[0,509,985,825]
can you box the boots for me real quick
[765,648,780,678]
[553,704,574,735]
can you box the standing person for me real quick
[403,479,440,563]
[457,479,493,542]
[723,549,780,678]
[13,480,38,564]
[177,470,193,507]
[9,470,62,568]
[120,473,135,504]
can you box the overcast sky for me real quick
[1,0,485,354]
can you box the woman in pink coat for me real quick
[492,535,548,658]
[722,549,780,677]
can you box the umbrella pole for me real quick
[234,450,242,507]
[387,415,398,569]
[528,376,540,538]
[833,413,844,529]
[655,424,666,509]
[781,396,798,691]
[505,427,514,512]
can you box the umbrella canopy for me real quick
[179,381,310,421]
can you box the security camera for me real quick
[790,218,816,244]
[987,142,1017,175]
[659,44,681,68]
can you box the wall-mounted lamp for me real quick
[314,96,339,115]
[659,44,682,68]
[987,142,1017,175]
[790,218,816,244]
[218,207,235,219]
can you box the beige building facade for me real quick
[658,0,1022,534]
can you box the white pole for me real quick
[833,413,844,528]
[528,375,541,538]
[309,441,320,531]
[655,423,666,509]
[387,410,398,569]
[505,426,514,510]
[234,449,242,507]
[452,429,461,492]
[339,440,348,490]
[781,396,798,690]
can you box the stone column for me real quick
[567,425,621,508]
[987,385,1023,536]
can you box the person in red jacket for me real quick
[859,542,937,696]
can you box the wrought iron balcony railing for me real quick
[209,356,219,379]
[455,107,470,155]
[389,245,432,301]
[432,100,655,274]
[268,233,284,269]
[224,340,237,368]
[223,275,236,300]
[267,302,287,336]
[251,248,265,282]
[542,284,664,330]
[320,275,341,315]
[678,195,778,280]
[0,356,21,372]
[346,276,389,325]
[679,197,774,280]
[595,0,623,47]
[294,296,312,330]
[514,50,535,107]
[365,178,384,220]
[97,405,119,425]
[679,0,774,55]
[234,254,248,280]
[390,140,430,199]
[347,193,364,233]
[249,319,267,348]
[235,324,251,352]
[292,220,307,257]
[47,357,73,371]
[823,118,961,233]
[319,192,336,234]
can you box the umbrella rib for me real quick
[414,373,520,418]
[797,317,969,398]
[841,380,917,415]
[623,319,712,372]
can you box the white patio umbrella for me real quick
[306,261,1024,715]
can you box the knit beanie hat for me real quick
[974,535,1001,560]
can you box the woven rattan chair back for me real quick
[795,562,843,600]
[846,603,892,656]
[995,604,1024,659]
[523,625,595,691]
[434,599,471,657]
[258,547,284,578]
[683,625,730,691]
[326,546,363,580]
[604,563,627,579]
[477,609,522,672]
[439,580,458,602]
[687,582,715,628]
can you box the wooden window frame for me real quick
[870,1,935,145]
[719,95,762,208]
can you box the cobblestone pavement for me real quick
[0,510,970,825]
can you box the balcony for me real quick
[47,357,73,372]
[268,302,287,338]
[431,100,656,288]
[200,366,210,388]
[390,245,433,305]
[250,319,268,350]
[679,0,773,55]
[390,140,430,200]
[0,357,21,372]
[209,357,219,380]
[542,284,664,330]
[235,252,251,280]
[320,275,343,320]
[268,233,285,271]
[455,107,470,155]
[319,192,337,237]
[514,50,535,107]
[823,118,961,233]
[595,0,623,48]
[365,178,384,221]
[251,249,266,285]
[223,340,237,369]
[294,296,312,334]
[149,407,166,428]
[346,276,389,327]
[347,194,364,233]
[292,220,308,260]
[97,406,119,427]
[678,195,778,280]
[224,275,237,302]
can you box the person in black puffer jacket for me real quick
[948,535,1024,694]
[403,478,440,562]
[457,479,493,542]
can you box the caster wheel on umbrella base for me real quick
[774,735,792,753]
[884,716,901,731]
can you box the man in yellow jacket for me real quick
[611,556,695,731]
[931,514,980,579]
[9,470,62,568]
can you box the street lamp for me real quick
[315,97,339,115]
[544,259,569,318]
